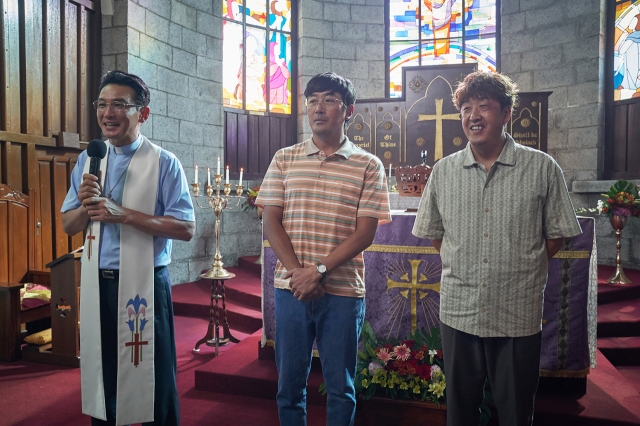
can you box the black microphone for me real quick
[87,139,107,178]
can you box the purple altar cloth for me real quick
[261,213,595,376]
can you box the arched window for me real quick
[222,1,293,114]
[607,0,640,178]
[388,0,499,98]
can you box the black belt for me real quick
[100,266,166,279]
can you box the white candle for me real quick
[389,163,392,178]
[195,165,199,183]
[217,157,221,175]
[207,167,211,186]
[225,165,229,184]
[239,168,243,187]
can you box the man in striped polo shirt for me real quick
[256,72,391,426]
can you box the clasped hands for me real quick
[285,265,325,302]
[78,173,129,223]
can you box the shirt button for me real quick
[481,308,487,313]
[484,233,488,237]
[483,283,488,288]
[485,208,489,212]
[483,258,488,263]
[319,174,324,178]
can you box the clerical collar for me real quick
[111,134,142,155]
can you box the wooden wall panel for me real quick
[53,159,69,259]
[2,0,21,132]
[9,202,28,282]
[611,104,627,174]
[258,116,271,174]
[64,1,78,133]
[23,0,45,136]
[226,112,238,173]
[2,142,23,190]
[45,0,62,137]
[627,103,640,173]
[38,160,53,267]
[0,202,7,282]
[79,6,89,141]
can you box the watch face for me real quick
[317,264,327,274]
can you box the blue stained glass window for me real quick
[614,0,640,101]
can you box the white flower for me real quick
[597,199,604,214]
[430,364,442,380]
[428,349,438,357]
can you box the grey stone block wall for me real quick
[297,0,386,142]
[101,0,260,284]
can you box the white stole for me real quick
[80,137,160,425]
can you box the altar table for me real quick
[261,213,597,376]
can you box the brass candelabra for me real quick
[191,174,243,279]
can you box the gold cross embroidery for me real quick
[387,259,441,332]
[417,98,460,161]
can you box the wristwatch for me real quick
[316,263,328,281]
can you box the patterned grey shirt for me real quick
[412,135,582,337]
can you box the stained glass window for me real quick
[388,0,498,98]
[613,0,640,101]
[222,0,293,114]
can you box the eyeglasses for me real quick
[305,96,344,110]
[93,100,141,113]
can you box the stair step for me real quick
[597,298,640,337]
[237,256,261,277]
[617,366,640,394]
[598,336,640,366]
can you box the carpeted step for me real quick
[238,255,262,277]
[598,336,640,366]
[597,266,640,305]
[598,298,640,337]
[194,330,327,406]
[617,366,640,394]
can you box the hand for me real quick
[285,265,324,302]
[77,173,102,204]
[84,197,130,223]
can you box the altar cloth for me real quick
[261,213,597,376]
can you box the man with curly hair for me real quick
[412,71,581,426]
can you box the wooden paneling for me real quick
[23,0,45,136]
[611,103,629,175]
[627,103,640,174]
[2,0,21,133]
[45,0,62,138]
[0,0,99,271]
[224,111,295,181]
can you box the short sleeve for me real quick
[357,157,391,223]
[412,164,444,240]
[61,152,88,213]
[255,151,285,208]
[542,160,582,239]
[158,152,195,222]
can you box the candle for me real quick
[239,168,243,187]
[195,165,199,183]
[225,165,229,184]
[389,163,392,178]
[207,167,211,186]
[217,157,221,175]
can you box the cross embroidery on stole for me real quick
[86,227,96,260]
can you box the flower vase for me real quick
[255,207,263,265]
[607,215,632,284]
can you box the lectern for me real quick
[22,253,81,367]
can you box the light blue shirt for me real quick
[61,134,195,269]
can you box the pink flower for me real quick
[392,344,411,361]
[613,206,631,217]
[377,347,392,363]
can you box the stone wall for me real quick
[297,0,386,141]
[101,0,262,284]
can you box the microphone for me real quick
[86,139,107,178]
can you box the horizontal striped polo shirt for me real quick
[256,137,391,297]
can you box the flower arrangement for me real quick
[575,179,640,219]
[598,180,640,218]
[242,186,260,212]
[333,321,446,404]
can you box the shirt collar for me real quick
[111,134,142,155]
[461,134,517,167]
[304,136,355,159]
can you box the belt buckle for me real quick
[102,270,115,279]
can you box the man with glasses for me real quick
[257,72,391,425]
[412,71,581,426]
[61,70,195,425]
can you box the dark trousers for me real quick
[91,266,180,426]
[440,322,541,426]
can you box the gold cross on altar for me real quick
[417,98,460,161]
[387,259,441,332]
